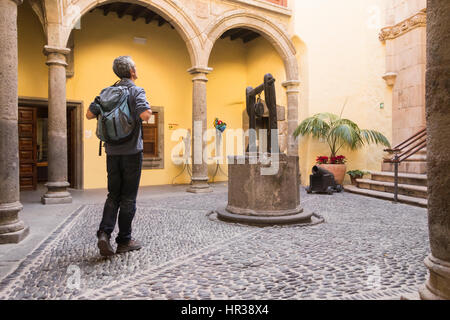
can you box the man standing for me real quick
[86,56,152,257]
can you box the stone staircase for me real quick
[345,148,428,208]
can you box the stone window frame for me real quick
[142,106,164,170]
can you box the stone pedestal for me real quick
[418,0,450,300]
[187,67,213,194]
[217,153,314,225]
[41,46,72,205]
[0,0,29,244]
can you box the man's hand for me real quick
[86,109,97,120]
[140,110,152,122]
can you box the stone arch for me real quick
[27,0,47,40]
[44,0,203,68]
[204,10,299,81]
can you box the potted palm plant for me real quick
[294,107,390,185]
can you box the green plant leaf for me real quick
[293,112,391,155]
[360,130,391,148]
[293,114,330,140]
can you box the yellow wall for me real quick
[18,1,48,98]
[208,38,248,181]
[68,11,196,189]
[17,1,392,189]
[291,0,392,184]
[17,6,252,189]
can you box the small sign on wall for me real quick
[169,123,179,130]
[149,114,156,124]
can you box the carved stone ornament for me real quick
[379,9,427,42]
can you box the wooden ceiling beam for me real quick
[93,4,172,29]
[243,32,261,43]
[102,4,113,16]
[116,3,130,19]
[220,29,235,39]
[145,12,157,24]
[158,16,166,27]
[231,29,254,41]
[131,6,145,21]
[227,28,244,39]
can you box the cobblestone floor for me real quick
[0,189,429,300]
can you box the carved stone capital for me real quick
[383,72,398,87]
[282,80,300,93]
[379,9,427,42]
[187,66,213,75]
[188,67,213,82]
[43,46,71,67]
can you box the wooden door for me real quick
[18,107,37,190]
[67,107,76,188]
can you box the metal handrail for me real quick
[385,128,426,152]
[383,128,427,203]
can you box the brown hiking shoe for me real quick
[97,232,115,257]
[116,239,143,254]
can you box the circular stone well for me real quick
[216,153,319,226]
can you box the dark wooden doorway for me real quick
[18,107,37,190]
[18,100,83,191]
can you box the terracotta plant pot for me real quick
[319,164,347,185]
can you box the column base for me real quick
[419,254,450,300]
[41,181,72,205]
[0,201,29,244]
[187,177,213,194]
[0,226,29,244]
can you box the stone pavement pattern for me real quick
[0,189,429,300]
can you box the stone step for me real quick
[403,154,427,161]
[344,185,428,208]
[382,161,427,174]
[370,171,428,187]
[356,178,428,199]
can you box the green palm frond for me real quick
[360,130,391,148]
[293,115,330,139]
[328,123,362,151]
[293,110,391,157]
[333,118,359,130]
[316,112,340,124]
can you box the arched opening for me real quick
[206,26,289,182]
[62,0,201,68]
[63,2,194,189]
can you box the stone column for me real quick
[187,67,213,193]
[41,46,72,205]
[419,0,450,300]
[0,0,29,244]
[282,80,301,157]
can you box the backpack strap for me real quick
[99,140,103,156]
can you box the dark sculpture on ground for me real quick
[306,166,344,195]
[246,74,279,154]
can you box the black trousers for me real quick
[98,152,143,244]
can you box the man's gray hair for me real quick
[113,56,135,79]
